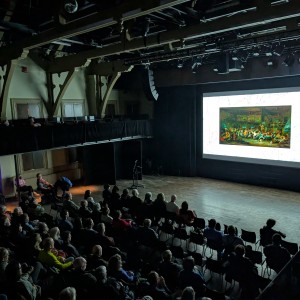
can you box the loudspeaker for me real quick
[143,68,159,101]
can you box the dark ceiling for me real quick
[1,0,300,74]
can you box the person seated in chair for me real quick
[263,233,291,273]
[260,218,286,247]
[36,173,55,203]
[222,225,244,261]
[15,175,34,197]
[224,245,259,299]
[203,219,223,260]
[54,176,72,198]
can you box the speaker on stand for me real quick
[143,68,159,101]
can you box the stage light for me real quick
[177,59,183,69]
[267,59,275,67]
[64,0,78,14]
[213,53,229,74]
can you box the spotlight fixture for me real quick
[191,56,202,73]
[64,0,78,14]
[283,53,295,67]
[267,59,275,67]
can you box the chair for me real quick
[281,240,299,256]
[245,248,264,274]
[193,217,206,232]
[172,227,190,249]
[188,231,205,252]
[241,229,259,249]
[187,251,203,269]
[158,222,175,242]
[257,274,272,292]
[204,257,225,290]
[170,245,186,262]
[49,200,64,219]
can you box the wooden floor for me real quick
[6,175,300,244]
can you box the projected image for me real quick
[220,106,291,148]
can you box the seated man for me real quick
[263,233,291,273]
[54,176,73,198]
[260,219,286,247]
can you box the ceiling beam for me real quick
[0,0,190,66]
[88,60,134,76]
[48,0,300,73]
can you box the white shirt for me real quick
[166,201,179,214]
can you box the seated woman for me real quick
[36,173,55,203]
[178,201,196,226]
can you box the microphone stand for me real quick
[129,160,144,189]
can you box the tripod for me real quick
[129,160,144,189]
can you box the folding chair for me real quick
[241,229,259,249]
[204,257,225,290]
[188,231,205,253]
[281,240,299,256]
[172,227,190,249]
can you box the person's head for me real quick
[208,219,216,229]
[112,185,119,193]
[122,188,129,196]
[58,287,77,300]
[102,205,110,215]
[38,222,49,233]
[113,210,122,219]
[93,202,101,211]
[64,193,72,201]
[96,265,107,284]
[13,206,23,216]
[132,189,139,197]
[0,247,9,262]
[61,231,72,243]
[73,257,87,271]
[32,233,42,246]
[181,286,195,300]
[234,244,245,256]
[266,219,276,228]
[108,254,122,273]
[84,218,94,229]
[104,184,110,191]
[43,237,55,251]
[147,271,159,286]
[157,193,165,202]
[162,249,172,262]
[84,190,91,199]
[171,194,177,202]
[60,209,69,220]
[272,233,282,245]
[80,199,88,208]
[182,256,195,271]
[36,173,42,179]
[5,260,22,282]
[144,192,152,202]
[49,226,61,240]
[96,223,105,235]
[92,244,103,257]
[227,225,236,236]
[143,219,152,228]
[181,201,188,211]
[0,205,6,214]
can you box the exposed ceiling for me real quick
[1,0,300,75]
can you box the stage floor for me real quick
[7,175,300,244]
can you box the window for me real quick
[22,151,45,171]
[12,99,43,119]
[63,101,84,117]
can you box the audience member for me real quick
[203,219,223,260]
[58,286,76,300]
[260,218,286,247]
[178,201,196,226]
[222,225,244,261]
[263,233,291,273]
[166,194,180,215]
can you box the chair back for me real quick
[281,240,299,256]
[241,229,257,244]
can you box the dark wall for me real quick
[153,77,300,192]
[82,143,116,185]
